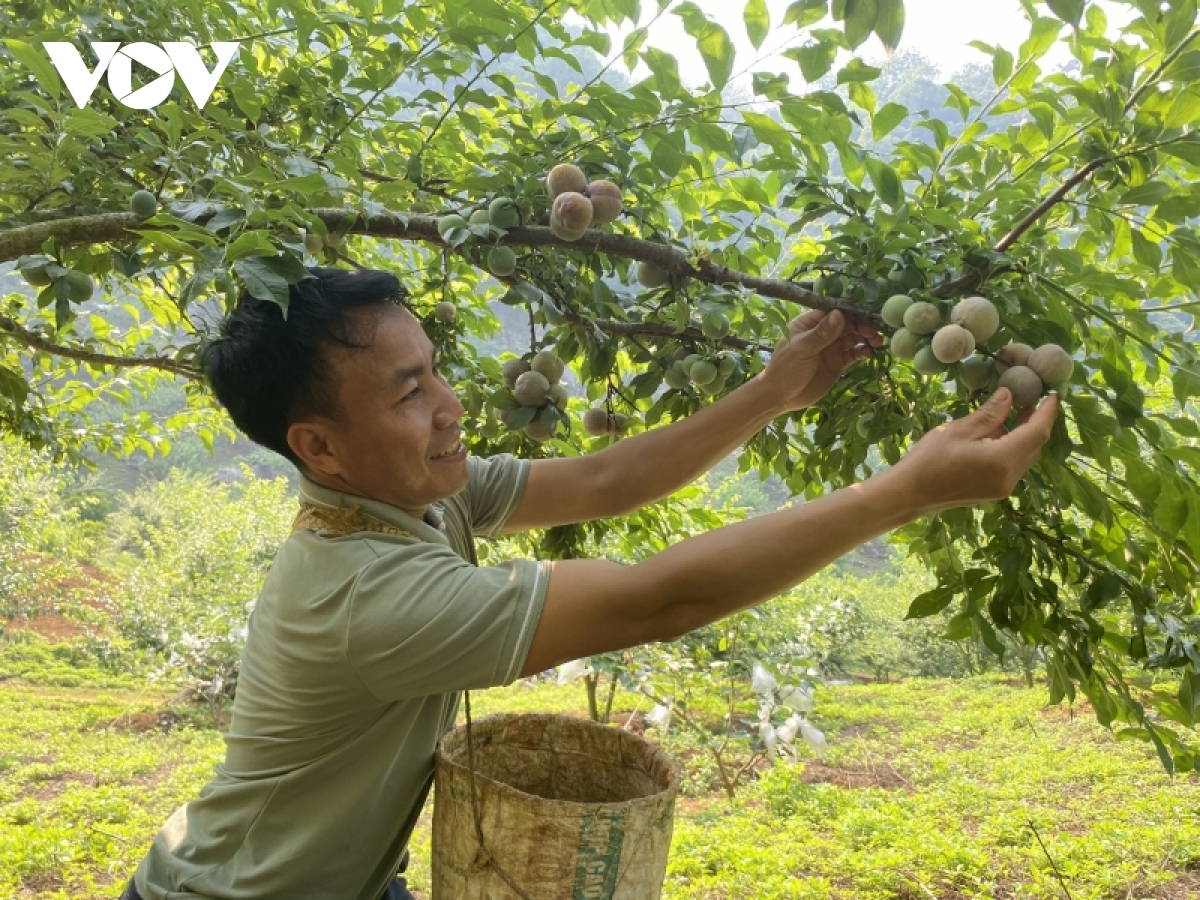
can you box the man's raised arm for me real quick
[519,387,1060,676]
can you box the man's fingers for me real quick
[996,392,1060,462]
[789,309,827,335]
[957,387,1014,437]
[852,319,884,345]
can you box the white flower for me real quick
[798,720,827,752]
[751,663,778,695]
[646,703,672,730]
[778,685,814,712]
[556,658,589,684]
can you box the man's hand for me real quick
[883,386,1060,515]
[757,309,883,412]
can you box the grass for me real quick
[1,654,1198,899]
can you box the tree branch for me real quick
[0,312,201,380]
[0,208,867,318]
[993,159,1107,253]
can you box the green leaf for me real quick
[744,0,770,50]
[232,80,262,123]
[867,157,903,208]
[0,365,30,408]
[1118,181,1172,207]
[1131,229,1162,269]
[675,3,736,91]
[234,257,290,313]
[3,40,62,101]
[1164,89,1200,130]
[873,0,905,53]
[872,102,908,140]
[837,58,882,84]
[783,0,828,27]
[993,48,1014,84]
[786,43,838,82]
[905,587,954,619]
[224,230,278,262]
[1045,0,1083,26]
[843,0,879,49]
[1019,18,1062,63]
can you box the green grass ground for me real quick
[1,670,1197,899]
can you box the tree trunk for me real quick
[584,673,600,722]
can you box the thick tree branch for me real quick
[0,312,201,380]
[0,209,865,318]
[993,159,1107,253]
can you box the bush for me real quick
[99,467,294,719]
[0,439,105,619]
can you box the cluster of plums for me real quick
[497,350,571,442]
[544,164,625,240]
[881,294,1073,408]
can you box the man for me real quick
[121,266,1057,899]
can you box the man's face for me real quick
[296,304,468,516]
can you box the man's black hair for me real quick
[200,266,409,468]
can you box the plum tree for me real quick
[888,328,922,361]
[950,296,1000,342]
[1027,344,1075,386]
[997,366,1044,410]
[433,301,456,324]
[130,190,158,219]
[902,301,941,335]
[994,343,1034,373]
[546,163,587,198]
[636,262,670,289]
[3,0,1199,769]
[487,246,517,277]
[502,358,530,389]
[912,346,947,376]
[513,371,550,406]
[930,324,975,364]
[585,180,623,224]
[701,312,730,340]
[437,214,467,239]
[549,192,593,241]
[958,356,995,392]
[583,407,608,437]
[881,294,914,329]
[488,197,520,229]
[530,349,565,384]
[302,230,324,254]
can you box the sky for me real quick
[600,0,1137,89]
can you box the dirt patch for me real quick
[103,709,182,734]
[1122,872,1200,899]
[800,760,911,791]
[611,711,646,734]
[5,613,85,642]
[18,870,65,895]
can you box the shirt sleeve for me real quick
[345,542,549,701]
[462,453,532,539]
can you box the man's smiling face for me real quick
[289,303,469,517]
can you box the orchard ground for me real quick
[2,632,1198,900]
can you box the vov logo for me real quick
[41,41,240,110]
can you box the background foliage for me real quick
[1,0,1199,770]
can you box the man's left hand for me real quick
[757,308,883,413]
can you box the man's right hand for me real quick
[883,387,1060,516]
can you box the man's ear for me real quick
[288,420,345,477]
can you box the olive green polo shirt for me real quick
[133,453,549,900]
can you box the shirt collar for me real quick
[297,474,448,545]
